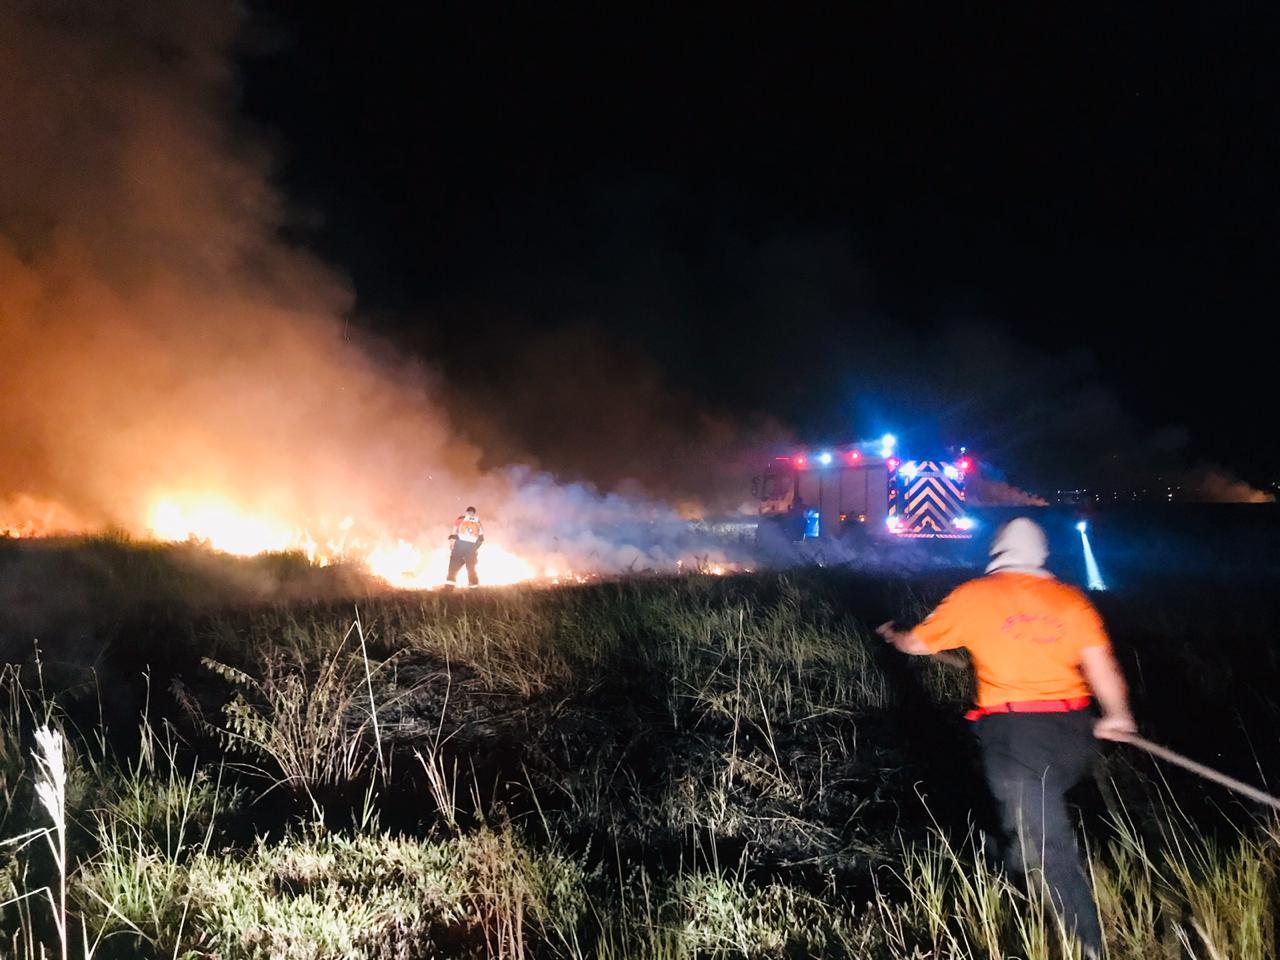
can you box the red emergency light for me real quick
[847,450,861,463]
[887,456,901,471]
[795,455,808,468]
[958,457,973,472]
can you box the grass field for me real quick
[1,536,1277,958]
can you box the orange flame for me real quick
[3,487,741,590]
[139,492,551,589]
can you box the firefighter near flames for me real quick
[445,506,485,588]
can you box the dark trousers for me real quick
[447,541,479,586]
[976,710,1102,954]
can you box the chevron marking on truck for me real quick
[899,462,969,537]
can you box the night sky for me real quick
[238,3,1280,495]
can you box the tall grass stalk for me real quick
[415,657,460,831]
[1,726,74,960]
[353,607,386,779]
[33,727,68,960]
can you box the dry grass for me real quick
[1,563,1277,958]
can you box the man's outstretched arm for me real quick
[876,621,932,656]
[1080,644,1137,740]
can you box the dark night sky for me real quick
[237,3,1280,494]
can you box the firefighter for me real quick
[876,517,1135,959]
[446,506,484,588]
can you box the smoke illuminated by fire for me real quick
[0,3,751,588]
[0,24,747,581]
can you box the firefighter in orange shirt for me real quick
[446,506,484,588]
[877,517,1135,959]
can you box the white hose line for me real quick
[1121,735,1280,813]
[926,653,1280,811]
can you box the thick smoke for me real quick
[0,1,743,576]
[1,3,451,527]
[441,322,790,515]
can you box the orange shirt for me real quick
[913,572,1110,708]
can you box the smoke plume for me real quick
[1191,467,1276,505]
[0,1,743,581]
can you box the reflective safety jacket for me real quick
[452,514,484,544]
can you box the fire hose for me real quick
[1118,735,1280,813]
[929,651,1280,812]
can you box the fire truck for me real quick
[753,436,976,542]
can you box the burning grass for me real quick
[1,545,1278,958]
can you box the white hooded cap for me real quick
[985,517,1051,576]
